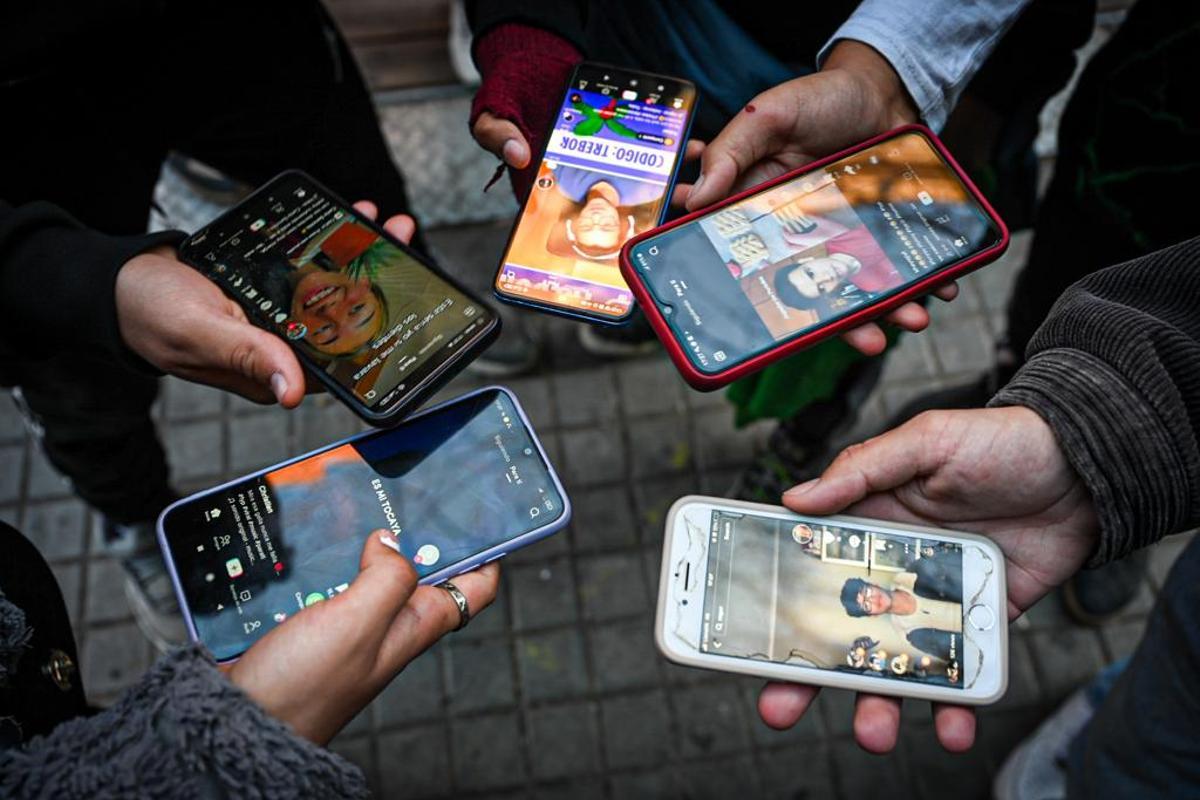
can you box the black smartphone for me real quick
[157,386,571,662]
[179,171,500,425]
[493,62,698,325]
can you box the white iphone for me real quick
[656,496,1008,704]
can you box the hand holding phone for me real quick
[764,406,1098,752]
[225,529,498,745]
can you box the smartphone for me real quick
[493,62,698,324]
[179,171,500,425]
[622,125,1009,390]
[157,387,569,661]
[656,496,1007,704]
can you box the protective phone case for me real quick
[157,385,572,661]
[491,62,698,326]
[655,495,1009,705]
[619,124,1010,390]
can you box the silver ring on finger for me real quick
[441,581,470,631]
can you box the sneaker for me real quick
[99,515,188,652]
[1061,551,1148,627]
[578,313,660,359]
[467,323,541,377]
[993,659,1128,800]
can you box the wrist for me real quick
[822,40,919,129]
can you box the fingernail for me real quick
[691,173,705,198]
[784,479,820,498]
[269,372,288,403]
[501,139,525,166]
[379,532,401,553]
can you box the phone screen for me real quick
[687,508,987,690]
[496,63,696,320]
[182,173,495,413]
[630,131,1002,371]
[162,389,564,660]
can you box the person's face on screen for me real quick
[785,256,858,299]
[292,270,383,356]
[572,183,623,250]
[857,583,892,615]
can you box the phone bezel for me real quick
[619,125,1010,390]
[655,495,1008,705]
[156,385,572,662]
[178,169,501,427]
[490,61,699,326]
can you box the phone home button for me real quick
[968,604,995,631]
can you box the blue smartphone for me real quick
[157,387,570,661]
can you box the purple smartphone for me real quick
[157,386,570,661]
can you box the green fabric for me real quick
[726,329,900,427]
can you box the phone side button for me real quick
[967,604,995,631]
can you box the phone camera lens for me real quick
[682,599,689,606]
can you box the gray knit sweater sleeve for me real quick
[991,235,1200,566]
[0,644,369,799]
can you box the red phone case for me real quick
[618,124,1010,391]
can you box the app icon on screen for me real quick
[414,544,441,566]
[225,558,243,578]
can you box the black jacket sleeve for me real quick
[991,235,1200,565]
[0,199,184,366]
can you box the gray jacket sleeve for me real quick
[0,644,368,800]
[991,236,1200,566]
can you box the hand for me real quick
[226,530,499,745]
[115,202,414,406]
[679,41,955,356]
[761,407,1099,752]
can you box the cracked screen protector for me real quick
[698,510,988,690]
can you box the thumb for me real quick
[211,318,307,407]
[472,112,531,168]
[781,415,942,515]
[344,530,419,619]
[686,104,780,211]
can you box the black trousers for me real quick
[1,1,414,523]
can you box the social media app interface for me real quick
[166,390,563,660]
[692,510,974,689]
[497,64,695,318]
[186,174,493,410]
[631,132,1000,371]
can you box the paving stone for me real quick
[879,379,949,420]
[903,721,992,800]
[504,376,556,432]
[26,445,71,501]
[683,382,728,411]
[517,628,590,702]
[0,395,27,442]
[552,369,620,428]
[504,525,571,565]
[328,734,375,791]
[691,410,767,472]
[0,504,19,529]
[228,411,290,473]
[1146,531,1195,591]
[577,552,651,622]
[632,474,699,544]
[164,420,223,481]
[50,562,83,641]
[976,707,1047,774]
[445,636,516,714]
[509,558,578,631]
[670,683,752,759]
[616,357,687,418]
[21,498,87,561]
[450,711,527,792]
[559,427,626,488]
[994,635,1042,711]
[379,723,452,800]
[627,414,692,479]
[1014,590,1072,630]
[1101,618,1148,663]
[526,702,601,781]
[928,314,994,376]
[570,485,639,554]
[1028,627,1106,700]
[675,755,762,800]
[85,558,133,624]
[967,233,1027,312]
[588,617,661,692]
[532,779,606,800]
[608,769,679,798]
[376,645,444,728]
[831,737,911,796]
[295,397,363,454]
[758,741,836,798]
[454,578,510,640]
[599,690,675,769]
[879,333,938,385]
[163,378,225,420]
[82,622,152,701]
[341,705,372,738]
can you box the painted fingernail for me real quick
[379,533,401,553]
[269,372,288,403]
[784,479,820,498]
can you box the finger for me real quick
[853,694,903,753]
[687,102,784,210]
[781,412,948,515]
[934,281,959,302]
[758,682,821,729]
[840,323,888,355]
[381,214,416,245]
[341,530,420,620]
[883,302,930,332]
[203,316,307,407]
[378,562,502,666]
[472,112,531,168]
[671,181,694,209]
[352,200,378,221]
[683,138,706,163]
[932,704,977,752]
